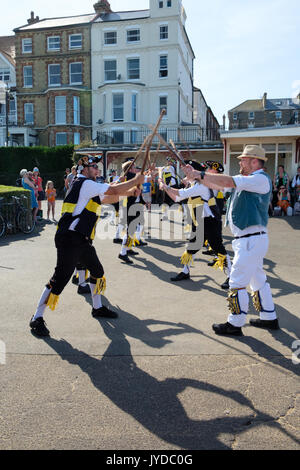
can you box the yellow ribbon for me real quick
[180,251,194,266]
[46,293,59,311]
[212,254,227,272]
[94,276,107,295]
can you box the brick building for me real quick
[14,11,94,146]
[228,93,300,130]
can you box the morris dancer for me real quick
[159,160,231,289]
[184,145,279,336]
[30,156,145,337]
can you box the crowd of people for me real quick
[271,164,300,216]
[18,168,57,223]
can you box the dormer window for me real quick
[233,112,238,121]
[248,111,255,120]
[276,111,282,120]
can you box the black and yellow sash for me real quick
[58,177,101,240]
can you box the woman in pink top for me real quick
[32,167,44,214]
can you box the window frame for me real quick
[23,65,33,88]
[131,93,138,122]
[56,132,68,146]
[48,64,61,87]
[22,38,32,54]
[74,132,80,145]
[160,25,169,40]
[0,68,10,82]
[104,31,117,45]
[24,102,34,125]
[47,36,61,51]
[104,59,117,82]
[112,93,124,122]
[159,55,168,78]
[69,62,83,85]
[127,58,140,80]
[73,96,80,125]
[159,95,168,116]
[127,29,141,43]
[69,34,82,50]
[55,95,67,125]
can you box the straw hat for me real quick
[237,145,268,162]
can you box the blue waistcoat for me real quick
[226,172,272,230]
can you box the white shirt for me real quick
[176,183,214,218]
[228,169,270,237]
[69,175,110,231]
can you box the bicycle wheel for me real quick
[17,209,35,234]
[0,214,5,237]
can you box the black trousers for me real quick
[49,231,104,296]
[187,217,227,256]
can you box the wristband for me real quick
[200,171,205,180]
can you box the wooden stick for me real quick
[122,135,150,179]
[140,109,166,175]
[149,127,187,167]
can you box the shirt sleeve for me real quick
[233,173,271,194]
[83,180,110,200]
[176,184,203,202]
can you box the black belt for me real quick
[234,231,266,240]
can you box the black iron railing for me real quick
[95,126,221,146]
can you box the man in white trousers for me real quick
[183,145,279,336]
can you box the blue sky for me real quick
[1,0,300,124]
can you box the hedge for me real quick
[0,185,31,210]
[0,145,74,194]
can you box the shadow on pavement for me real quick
[0,218,49,247]
[43,323,300,450]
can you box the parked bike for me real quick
[0,195,35,237]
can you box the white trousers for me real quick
[228,234,276,327]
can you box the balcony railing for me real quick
[95,126,221,146]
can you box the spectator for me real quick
[63,168,70,196]
[272,165,289,209]
[20,169,38,222]
[65,166,77,196]
[291,166,300,203]
[141,180,152,211]
[32,167,44,218]
[277,186,291,215]
[45,180,57,221]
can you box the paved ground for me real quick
[0,200,299,450]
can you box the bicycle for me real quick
[12,195,36,234]
[0,195,35,237]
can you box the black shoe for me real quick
[118,254,133,264]
[127,249,139,256]
[170,272,190,282]
[113,238,123,244]
[29,316,50,337]
[92,306,118,319]
[138,240,148,246]
[72,275,79,285]
[249,318,280,330]
[221,278,230,290]
[202,250,214,256]
[208,258,217,267]
[77,284,91,295]
[212,322,243,336]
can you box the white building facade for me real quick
[91,0,195,145]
